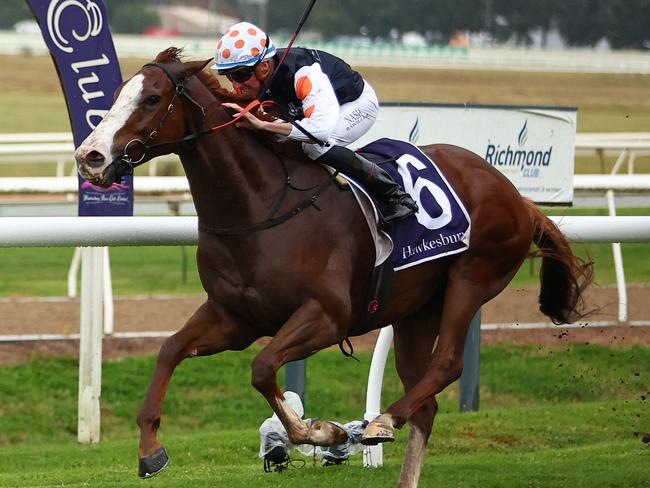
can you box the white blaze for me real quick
[76,74,145,165]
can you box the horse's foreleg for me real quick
[137,300,259,478]
[251,298,349,447]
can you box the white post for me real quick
[609,148,627,174]
[67,247,81,298]
[363,325,393,468]
[102,247,114,335]
[627,152,636,175]
[606,190,627,322]
[56,157,65,177]
[78,247,104,443]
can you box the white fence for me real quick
[2,173,650,194]
[1,172,645,322]
[3,131,650,178]
[2,216,650,248]
[0,132,176,177]
[4,31,650,74]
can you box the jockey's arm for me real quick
[285,64,339,143]
[222,64,339,141]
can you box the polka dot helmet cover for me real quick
[212,21,277,73]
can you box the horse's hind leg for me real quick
[365,251,525,441]
[392,305,441,488]
[136,300,259,478]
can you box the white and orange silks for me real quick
[283,63,379,160]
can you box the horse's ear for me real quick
[182,58,213,78]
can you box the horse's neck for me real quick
[178,83,288,228]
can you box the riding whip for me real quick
[258,0,327,145]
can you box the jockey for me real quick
[213,21,418,225]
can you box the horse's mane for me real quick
[153,47,306,161]
[154,47,243,103]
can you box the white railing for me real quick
[3,130,650,177]
[0,133,176,177]
[573,133,650,321]
[1,216,649,246]
[3,131,650,178]
[0,176,190,193]
[0,141,75,177]
[4,31,650,74]
[1,174,649,194]
[574,132,650,176]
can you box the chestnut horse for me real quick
[75,49,592,486]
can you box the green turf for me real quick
[510,240,650,287]
[0,246,202,297]
[0,345,648,486]
[0,92,646,143]
[0,426,647,487]
[2,57,650,173]
[0,92,70,134]
[0,345,647,445]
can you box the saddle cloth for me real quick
[345,138,471,271]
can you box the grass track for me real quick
[0,345,648,486]
[0,410,647,487]
[2,54,650,135]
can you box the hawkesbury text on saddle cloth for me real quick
[401,231,467,261]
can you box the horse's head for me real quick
[75,48,212,187]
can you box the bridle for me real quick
[110,62,209,177]
[109,61,338,235]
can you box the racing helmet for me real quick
[212,22,277,74]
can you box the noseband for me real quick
[111,62,207,176]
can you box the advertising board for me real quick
[354,103,576,204]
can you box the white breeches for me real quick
[302,82,379,160]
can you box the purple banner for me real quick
[27,0,133,216]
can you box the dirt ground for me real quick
[0,285,649,365]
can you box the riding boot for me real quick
[317,145,418,224]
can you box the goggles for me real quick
[225,67,256,84]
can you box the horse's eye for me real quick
[145,95,161,107]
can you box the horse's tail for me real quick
[526,199,594,324]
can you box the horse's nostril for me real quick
[87,151,106,168]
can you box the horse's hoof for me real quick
[138,446,170,479]
[309,420,349,446]
[328,421,350,445]
[361,415,395,446]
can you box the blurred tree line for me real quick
[3,0,649,49]
[4,0,158,35]
[267,0,650,49]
